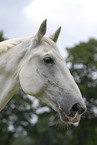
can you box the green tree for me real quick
[0,31,7,42]
[66,38,97,145]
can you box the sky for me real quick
[0,0,97,57]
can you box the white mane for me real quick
[0,36,32,54]
[0,36,59,55]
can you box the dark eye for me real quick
[43,57,54,64]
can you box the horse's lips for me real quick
[66,112,81,123]
[58,104,81,123]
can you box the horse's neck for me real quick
[0,39,30,111]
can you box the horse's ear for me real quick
[36,19,47,41]
[49,27,61,43]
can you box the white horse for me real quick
[0,20,86,123]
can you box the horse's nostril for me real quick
[71,103,86,115]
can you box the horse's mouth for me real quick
[58,104,81,123]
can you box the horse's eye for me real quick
[43,57,54,64]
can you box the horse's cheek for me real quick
[19,64,43,96]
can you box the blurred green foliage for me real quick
[66,39,97,145]
[0,32,97,145]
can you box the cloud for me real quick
[0,0,32,38]
[0,0,97,57]
[24,0,97,24]
[24,0,97,52]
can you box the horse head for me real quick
[19,20,86,123]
